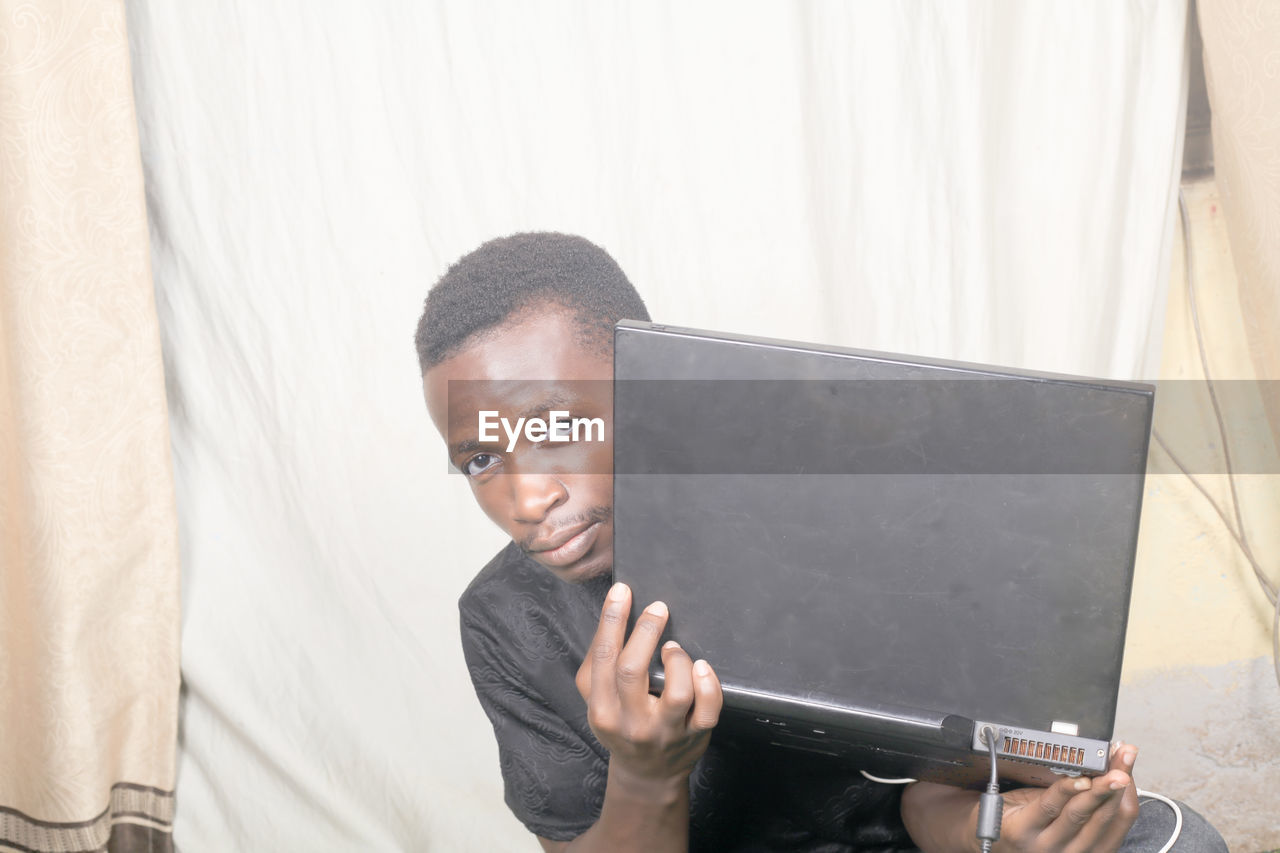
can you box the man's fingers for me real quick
[1025,774,1093,829]
[1100,779,1143,849]
[586,582,630,727]
[1109,741,1139,777]
[1001,745,1143,850]
[1078,742,1141,849]
[687,658,723,731]
[1040,771,1130,848]
[657,641,695,725]
[1069,772,1129,824]
[615,600,668,719]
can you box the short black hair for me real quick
[415,232,650,372]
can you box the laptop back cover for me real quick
[611,321,1153,783]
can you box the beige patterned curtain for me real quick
[0,1,179,851]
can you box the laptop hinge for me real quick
[715,682,975,751]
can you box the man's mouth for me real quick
[528,521,604,568]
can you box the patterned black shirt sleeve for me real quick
[458,544,609,841]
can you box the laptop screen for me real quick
[612,321,1153,752]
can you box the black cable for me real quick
[976,726,1002,853]
[985,726,999,790]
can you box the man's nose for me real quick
[510,473,568,523]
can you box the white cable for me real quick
[858,770,917,785]
[1136,789,1183,853]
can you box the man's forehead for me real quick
[426,372,613,437]
[445,379,587,419]
[422,307,613,431]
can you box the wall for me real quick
[1116,177,1280,851]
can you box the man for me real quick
[417,232,1226,852]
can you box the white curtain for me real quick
[124,2,1188,849]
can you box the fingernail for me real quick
[694,659,711,676]
[608,582,627,602]
[1073,778,1090,791]
[646,600,668,618]
[663,640,681,650]
[1122,750,1136,767]
[1110,779,1128,790]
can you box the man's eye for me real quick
[462,453,499,477]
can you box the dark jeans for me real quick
[1118,796,1229,853]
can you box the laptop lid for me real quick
[611,320,1154,787]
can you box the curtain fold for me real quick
[0,1,179,851]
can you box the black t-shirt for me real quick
[459,542,919,852]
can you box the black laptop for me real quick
[611,320,1154,789]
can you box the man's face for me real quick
[423,307,615,583]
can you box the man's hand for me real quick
[574,581,723,793]
[992,741,1140,852]
[537,584,722,852]
[901,742,1142,853]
